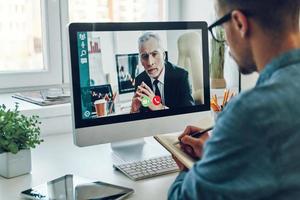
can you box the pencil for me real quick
[210,102,219,112]
[222,89,228,107]
[173,126,214,145]
[227,92,235,102]
[213,94,218,104]
[225,89,230,104]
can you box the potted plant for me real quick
[0,103,43,178]
[210,27,226,88]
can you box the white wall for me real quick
[223,48,239,89]
[167,30,184,63]
[241,73,259,91]
[114,31,142,54]
[179,0,215,23]
[167,0,181,21]
[87,32,117,89]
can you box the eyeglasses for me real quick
[208,10,252,43]
[208,12,232,43]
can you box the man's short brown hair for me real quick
[218,0,300,33]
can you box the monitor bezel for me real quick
[69,21,210,129]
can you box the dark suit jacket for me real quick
[134,61,194,111]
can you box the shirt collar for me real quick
[150,65,165,85]
[256,48,300,85]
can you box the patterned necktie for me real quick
[153,79,161,97]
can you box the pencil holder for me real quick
[211,110,221,122]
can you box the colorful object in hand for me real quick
[141,96,151,107]
[152,96,161,106]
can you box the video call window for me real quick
[75,28,207,120]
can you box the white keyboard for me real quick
[114,155,179,181]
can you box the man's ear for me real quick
[231,10,249,38]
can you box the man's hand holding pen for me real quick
[173,125,210,171]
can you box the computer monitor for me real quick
[68,22,210,155]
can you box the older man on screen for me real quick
[130,32,195,113]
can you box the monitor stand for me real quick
[111,137,169,165]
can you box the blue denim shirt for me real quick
[168,49,300,200]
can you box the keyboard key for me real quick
[155,167,178,174]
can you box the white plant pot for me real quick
[0,149,31,178]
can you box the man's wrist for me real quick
[130,106,138,113]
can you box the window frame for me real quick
[0,0,63,91]
[0,0,169,92]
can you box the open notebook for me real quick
[154,132,196,169]
[154,117,214,169]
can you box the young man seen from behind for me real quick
[169,0,300,199]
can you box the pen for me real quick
[173,126,214,145]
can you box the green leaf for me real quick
[0,103,43,153]
[8,142,18,154]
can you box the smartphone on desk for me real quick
[20,174,134,200]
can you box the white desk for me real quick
[0,134,177,200]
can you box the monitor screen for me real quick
[68,22,210,145]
